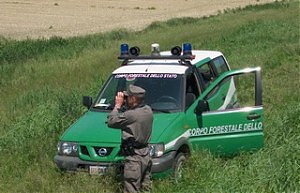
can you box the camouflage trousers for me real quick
[123,154,152,193]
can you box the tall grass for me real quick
[0,1,299,192]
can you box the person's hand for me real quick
[114,92,125,109]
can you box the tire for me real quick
[173,152,186,181]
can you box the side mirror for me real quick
[195,100,209,115]
[83,96,93,109]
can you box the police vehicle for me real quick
[54,43,264,178]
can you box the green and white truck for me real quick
[54,43,263,178]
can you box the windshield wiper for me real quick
[93,103,113,110]
[151,108,171,113]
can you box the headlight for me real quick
[57,141,78,157]
[149,143,164,158]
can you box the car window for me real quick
[197,63,214,88]
[205,72,257,111]
[197,56,229,90]
[94,73,184,112]
[211,56,229,76]
[185,72,200,109]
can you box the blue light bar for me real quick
[183,43,192,55]
[120,43,129,56]
[118,43,195,63]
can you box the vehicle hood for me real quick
[61,111,121,143]
[61,110,180,143]
[151,112,181,142]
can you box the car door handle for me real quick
[247,113,261,120]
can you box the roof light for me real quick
[151,43,160,56]
[183,43,192,55]
[171,46,182,56]
[129,46,140,56]
[118,42,194,62]
[120,43,129,56]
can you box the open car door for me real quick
[186,67,263,155]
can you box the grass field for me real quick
[0,1,299,192]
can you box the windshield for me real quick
[93,73,183,112]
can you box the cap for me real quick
[124,84,145,97]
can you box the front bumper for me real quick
[152,151,176,173]
[54,150,176,174]
[54,155,122,172]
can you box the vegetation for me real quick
[0,1,299,192]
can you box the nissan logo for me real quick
[98,148,108,156]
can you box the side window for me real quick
[197,56,229,89]
[211,56,229,76]
[198,63,214,88]
[185,72,200,109]
[204,77,233,110]
[233,73,257,108]
[205,72,257,111]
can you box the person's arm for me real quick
[107,92,127,128]
[114,91,124,110]
[107,110,125,128]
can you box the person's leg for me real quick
[141,156,152,192]
[123,159,141,193]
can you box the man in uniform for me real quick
[107,84,153,193]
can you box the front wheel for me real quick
[173,152,186,181]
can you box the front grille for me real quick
[80,145,90,157]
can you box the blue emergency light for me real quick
[183,43,192,55]
[120,43,129,56]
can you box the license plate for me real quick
[89,166,108,175]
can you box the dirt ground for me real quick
[0,0,276,40]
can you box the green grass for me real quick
[0,1,299,192]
